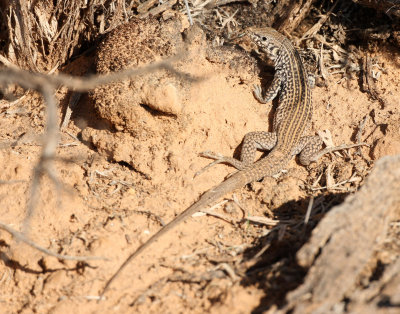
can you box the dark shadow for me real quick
[250,49,279,130]
[377,295,400,308]
[224,50,277,160]
[138,103,177,118]
[232,192,348,313]
[58,47,115,147]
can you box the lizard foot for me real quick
[199,150,226,160]
[194,151,229,178]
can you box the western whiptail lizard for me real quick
[101,27,323,296]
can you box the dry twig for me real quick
[0,222,106,261]
[310,142,369,163]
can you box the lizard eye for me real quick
[262,36,267,41]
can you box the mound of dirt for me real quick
[85,16,263,182]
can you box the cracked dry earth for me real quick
[1,16,400,313]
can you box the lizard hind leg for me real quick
[194,151,244,178]
[291,135,323,166]
[195,131,277,177]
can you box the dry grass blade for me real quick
[299,0,340,42]
[139,0,178,18]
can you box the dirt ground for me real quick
[1,8,400,314]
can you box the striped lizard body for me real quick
[101,27,322,295]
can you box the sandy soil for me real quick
[1,15,399,313]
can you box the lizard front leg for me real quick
[253,75,281,104]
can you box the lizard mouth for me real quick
[230,29,261,55]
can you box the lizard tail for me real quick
[100,171,248,297]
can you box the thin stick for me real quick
[61,92,81,130]
[0,55,199,92]
[356,116,368,157]
[310,142,370,163]
[24,85,60,230]
[304,196,314,225]
[0,221,107,261]
[183,0,193,25]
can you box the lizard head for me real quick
[245,27,284,61]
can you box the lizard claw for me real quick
[194,151,227,178]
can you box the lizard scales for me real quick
[102,27,318,294]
